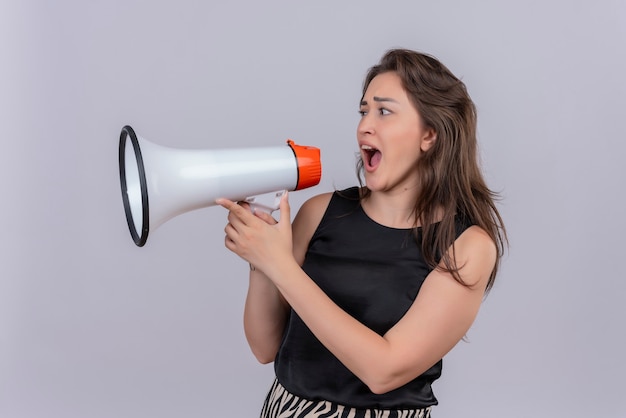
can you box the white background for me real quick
[1,1,625,417]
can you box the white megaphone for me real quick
[118,125,322,247]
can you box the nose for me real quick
[357,113,374,136]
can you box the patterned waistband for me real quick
[260,378,432,418]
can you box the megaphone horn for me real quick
[118,125,321,247]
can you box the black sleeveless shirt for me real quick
[274,187,471,409]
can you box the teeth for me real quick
[361,145,375,150]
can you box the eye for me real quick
[358,109,367,117]
[379,108,391,116]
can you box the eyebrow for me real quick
[359,96,399,106]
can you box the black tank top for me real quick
[274,187,471,409]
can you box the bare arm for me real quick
[220,195,496,393]
[242,268,289,364]
[239,194,331,363]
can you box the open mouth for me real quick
[361,144,381,170]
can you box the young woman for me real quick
[218,48,507,418]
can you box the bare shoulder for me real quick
[449,225,498,289]
[292,192,334,235]
[297,192,333,218]
[291,192,334,264]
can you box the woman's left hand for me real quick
[216,192,294,275]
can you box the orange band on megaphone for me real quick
[287,140,322,190]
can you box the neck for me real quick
[360,187,420,229]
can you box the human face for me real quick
[357,72,436,194]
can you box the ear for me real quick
[420,127,437,152]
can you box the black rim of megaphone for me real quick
[119,125,150,247]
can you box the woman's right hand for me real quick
[240,202,278,272]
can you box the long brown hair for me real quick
[357,49,507,292]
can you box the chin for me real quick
[363,176,383,192]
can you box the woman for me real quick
[218,48,507,418]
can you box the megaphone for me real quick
[118,125,321,247]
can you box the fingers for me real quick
[217,198,247,217]
[224,233,237,252]
[278,191,291,226]
[237,201,252,211]
[254,210,278,225]
[220,198,257,255]
[217,197,254,227]
[218,195,290,267]
[215,197,236,210]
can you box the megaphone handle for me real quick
[244,190,285,214]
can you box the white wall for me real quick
[1,1,624,417]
